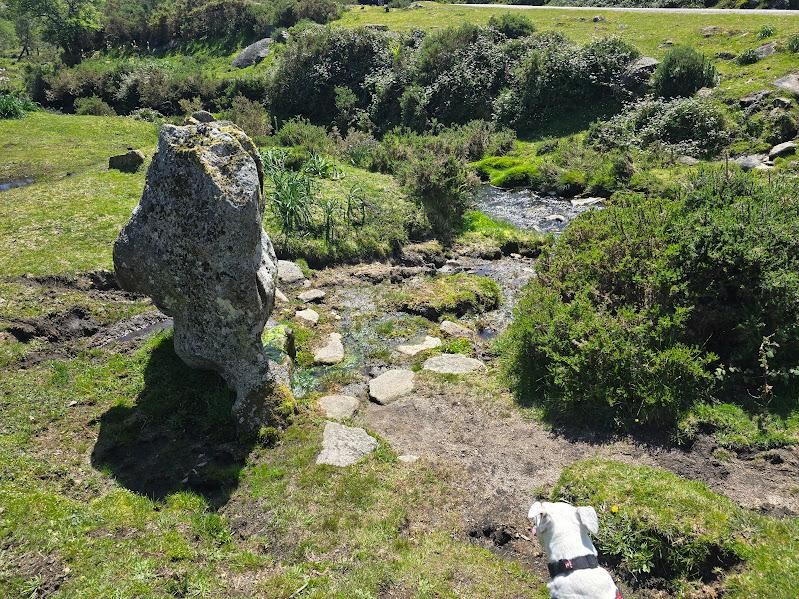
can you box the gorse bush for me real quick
[651,46,717,99]
[222,95,272,139]
[502,169,799,432]
[404,150,474,242]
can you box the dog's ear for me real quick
[528,501,544,521]
[576,506,598,534]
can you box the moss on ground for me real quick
[554,459,799,598]
[387,273,502,320]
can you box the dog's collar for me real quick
[547,554,599,578]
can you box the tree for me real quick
[11,0,101,64]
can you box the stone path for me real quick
[423,354,485,374]
[314,333,344,365]
[369,369,415,405]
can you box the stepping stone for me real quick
[423,354,485,375]
[398,454,419,464]
[570,197,604,207]
[397,335,442,356]
[298,288,325,303]
[440,320,474,339]
[769,141,797,161]
[369,369,415,405]
[295,308,319,327]
[316,422,377,467]
[278,260,305,284]
[275,288,288,303]
[314,333,344,365]
[318,394,359,419]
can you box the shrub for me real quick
[502,169,799,432]
[588,97,728,158]
[270,26,393,125]
[735,48,759,66]
[0,93,36,119]
[762,109,798,145]
[333,129,379,168]
[404,149,473,241]
[652,46,717,99]
[788,33,799,53]
[275,118,333,154]
[757,24,776,39]
[487,13,536,39]
[74,95,117,116]
[129,107,164,122]
[223,95,272,139]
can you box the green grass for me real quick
[338,3,799,97]
[679,402,799,450]
[0,331,546,597]
[0,113,157,277]
[554,459,799,598]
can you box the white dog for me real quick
[528,501,622,599]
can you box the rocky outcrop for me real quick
[109,149,145,173]
[232,38,272,69]
[113,121,280,436]
[769,141,797,160]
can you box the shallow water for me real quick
[0,177,35,192]
[475,185,601,234]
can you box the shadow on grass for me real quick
[91,334,255,508]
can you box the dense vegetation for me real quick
[502,169,799,440]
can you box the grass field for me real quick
[339,2,799,96]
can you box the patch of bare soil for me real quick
[1,549,68,597]
[2,270,172,365]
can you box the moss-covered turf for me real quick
[338,2,799,97]
[387,273,502,320]
[554,459,799,598]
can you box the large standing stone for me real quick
[423,354,485,375]
[113,121,279,435]
[316,422,378,466]
[369,369,415,405]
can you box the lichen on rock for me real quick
[113,121,282,436]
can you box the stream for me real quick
[475,185,602,234]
